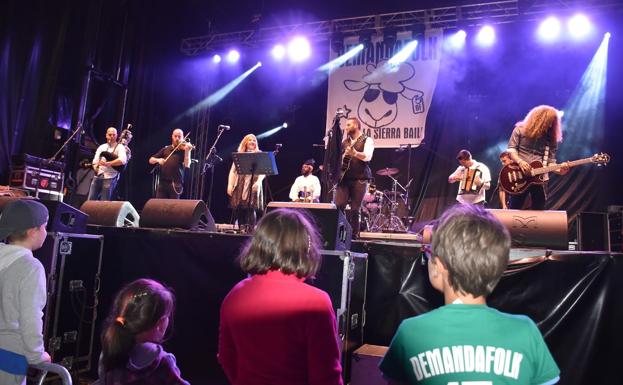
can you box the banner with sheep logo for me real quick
[326,29,442,148]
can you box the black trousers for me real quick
[156,180,182,199]
[509,184,546,210]
[335,178,368,235]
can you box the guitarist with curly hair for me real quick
[335,117,374,236]
[87,127,127,201]
[506,105,569,210]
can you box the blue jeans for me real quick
[87,174,119,201]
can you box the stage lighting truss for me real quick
[180,0,622,56]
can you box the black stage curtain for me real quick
[353,240,623,385]
[88,228,622,384]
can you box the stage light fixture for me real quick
[271,44,286,60]
[283,122,288,128]
[538,16,561,42]
[212,54,222,63]
[226,49,240,63]
[449,29,467,49]
[287,36,311,62]
[568,14,592,39]
[476,25,495,46]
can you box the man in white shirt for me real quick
[87,127,127,201]
[448,149,491,206]
[289,159,321,203]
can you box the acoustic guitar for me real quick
[499,152,610,195]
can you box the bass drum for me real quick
[381,191,409,218]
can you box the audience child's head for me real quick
[239,208,322,279]
[101,279,175,370]
[0,199,48,250]
[431,204,511,298]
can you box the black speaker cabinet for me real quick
[577,212,610,251]
[311,250,368,383]
[140,199,216,231]
[80,200,140,227]
[0,197,88,234]
[266,202,352,250]
[33,232,103,379]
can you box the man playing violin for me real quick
[87,126,128,201]
[149,128,193,199]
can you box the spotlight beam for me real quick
[560,34,609,157]
[176,62,262,122]
[317,44,364,73]
[257,123,288,139]
[388,40,418,65]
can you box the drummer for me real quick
[448,149,491,206]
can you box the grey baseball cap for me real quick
[0,200,49,240]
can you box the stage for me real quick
[79,225,623,385]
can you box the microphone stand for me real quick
[202,126,227,209]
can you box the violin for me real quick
[177,140,195,151]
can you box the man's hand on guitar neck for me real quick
[554,162,570,175]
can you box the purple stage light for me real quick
[212,54,222,63]
[538,16,561,42]
[476,25,495,46]
[568,14,592,39]
[287,36,311,62]
[226,49,240,63]
[271,44,286,60]
[450,30,467,49]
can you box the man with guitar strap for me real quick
[335,117,374,236]
[506,105,569,210]
[87,127,127,201]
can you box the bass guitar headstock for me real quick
[591,152,610,165]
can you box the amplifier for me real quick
[10,165,64,196]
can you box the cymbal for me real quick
[376,167,399,176]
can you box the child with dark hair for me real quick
[218,208,343,385]
[94,279,189,385]
[0,200,51,385]
[380,204,560,385]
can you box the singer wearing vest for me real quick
[506,105,568,210]
[87,127,127,201]
[149,128,193,199]
[335,117,374,236]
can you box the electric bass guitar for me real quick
[499,152,610,195]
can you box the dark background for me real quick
[2,0,622,226]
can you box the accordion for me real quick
[458,168,483,195]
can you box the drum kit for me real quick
[362,167,412,232]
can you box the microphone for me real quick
[218,124,231,130]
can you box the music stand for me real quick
[232,151,278,175]
[232,151,279,209]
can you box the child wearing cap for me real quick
[0,199,52,385]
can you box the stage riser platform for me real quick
[86,226,622,385]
